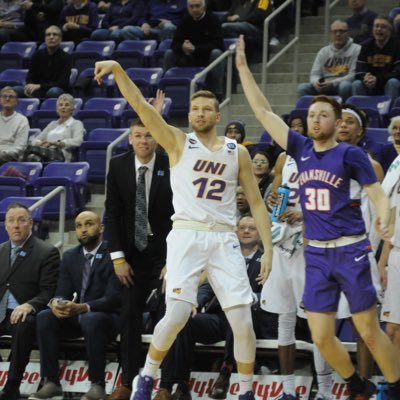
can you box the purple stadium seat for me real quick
[158,67,205,117]
[153,39,172,67]
[113,40,157,68]
[0,42,37,71]
[34,162,89,218]
[0,161,43,200]
[39,41,75,54]
[363,128,390,145]
[79,128,128,182]
[0,69,28,88]
[72,40,116,72]
[346,95,392,127]
[15,98,40,119]
[295,95,342,109]
[74,68,112,98]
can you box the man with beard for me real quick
[94,60,272,400]
[29,211,122,400]
[236,35,400,400]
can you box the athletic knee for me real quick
[311,331,335,349]
[278,313,297,346]
[386,323,400,342]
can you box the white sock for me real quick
[141,354,161,379]
[282,374,296,396]
[316,373,333,399]
[238,373,253,394]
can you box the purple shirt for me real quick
[287,129,377,240]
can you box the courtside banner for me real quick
[331,374,383,400]
[0,361,119,395]
[129,372,313,400]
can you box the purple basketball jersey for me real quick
[287,130,378,240]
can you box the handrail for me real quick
[105,128,131,195]
[261,0,301,92]
[29,186,66,250]
[324,0,341,41]
[188,47,234,129]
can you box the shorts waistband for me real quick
[173,220,234,232]
[308,234,366,248]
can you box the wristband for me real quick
[113,259,126,265]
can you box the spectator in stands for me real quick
[140,0,186,41]
[0,87,29,165]
[27,94,84,162]
[288,114,307,136]
[11,0,63,42]
[352,16,400,101]
[220,0,271,43]
[13,25,72,99]
[297,20,360,102]
[346,0,377,44]
[0,203,59,400]
[0,0,24,45]
[59,0,99,43]
[224,119,246,144]
[106,118,174,400]
[163,0,225,101]
[28,211,122,400]
[236,185,250,221]
[90,0,146,42]
[153,215,278,400]
[251,150,274,202]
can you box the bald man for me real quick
[29,211,123,400]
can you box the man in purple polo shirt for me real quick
[236,34,400,400]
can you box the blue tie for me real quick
[135,166,148,251]
[0,247,20,323]
[80,253,93,302]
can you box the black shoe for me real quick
[209,369,230,399]
[0,388,20,400]
[172,384,192,400]
[349,380,376,400]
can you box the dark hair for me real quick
[310,95,342,120]
[341,103,368,136]
[288,114,308,136]
[130,118,145,129]
[373,15,393,31]
[252,150,275,170]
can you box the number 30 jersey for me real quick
[286,129,378,241]
[170,132,239,227]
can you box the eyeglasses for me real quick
[1,95,16,99]
[6,217,32,225]
[331,29,348,35]
[251,160,268,165]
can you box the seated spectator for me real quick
[163,0,225,100]
[60,0,99,43]
[94,0,111,13]
[297,20,360,101]
[224,119,246,144]
[206,0,230,12]
[11,0,63,42]
[252,150,274,201]
[25,94,84,162]
[153,215,278,400]
[236,185,250,221]
[141,0,186,41]
[13,26,72,99]
[0,87,29,166]
[28,211,122,400]
[346,0,377,44]
[0,0,24,45]
[90,0,146,42]
[288,114,307,136]
[352,16,400,101]
[0,203,59,400]
[221,0,271,43]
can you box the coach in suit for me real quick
[30,211,122,400]
[0,203,59,400]
[106,118,174,400]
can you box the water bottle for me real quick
[377,382,388,400]
[271,185,290,222]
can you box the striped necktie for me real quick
[135,166,148,251]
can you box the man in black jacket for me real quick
[163,0,225,99]
[13,25,72,99]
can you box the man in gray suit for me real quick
[0,203,59,400]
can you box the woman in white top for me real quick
[32,94,85,161]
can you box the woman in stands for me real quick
[29,94,85,162]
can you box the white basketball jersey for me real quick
[281,155,301,212]
[170,132,239,227]
[391,179,400,248]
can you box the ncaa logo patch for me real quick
[227,143,236,150]
[173,288,182,294]
[189,138,197,144]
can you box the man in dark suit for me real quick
[0,203,59,400]
[29,210,122,400]
[153,215,278,400]
[106,118,174,400]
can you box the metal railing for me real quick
[261,0,300,91]
[29,186,66,250]
[324,0,341,41]
[189,47,234,111]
